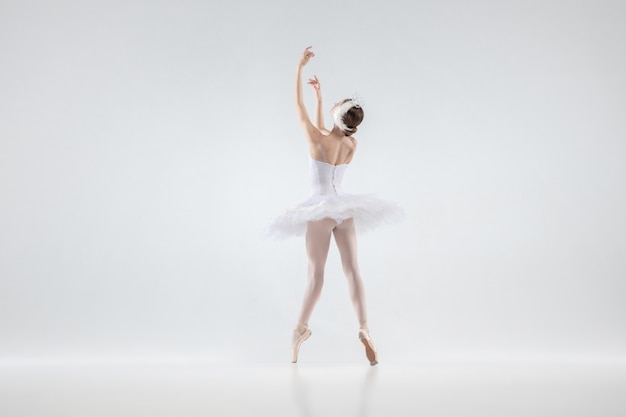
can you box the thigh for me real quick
[332,218,360,271]
[305,218,336,265]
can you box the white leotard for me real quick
[264,157,403,239]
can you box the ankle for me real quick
[294,322,308,333]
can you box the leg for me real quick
[333,218,378,365]
[333,218,367,325]
[292,218,335,363]
[296,218,335,326]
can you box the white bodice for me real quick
[309,157,348,196]
[264,156,404,239]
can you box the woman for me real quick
[265,47,403,365]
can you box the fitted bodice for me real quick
[264,156,404,239]
[309,157,348,196]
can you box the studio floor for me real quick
[1,358,625,417]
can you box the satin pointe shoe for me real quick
[291,325,312,363]
[358,327,378,366]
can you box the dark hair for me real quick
[341,102,364,136]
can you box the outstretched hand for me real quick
[298,46,315,67]
[307,75,321,99]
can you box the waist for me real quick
[311,183,344,196]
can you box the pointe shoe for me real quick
[358,327,378,366]
[291,325,312,363]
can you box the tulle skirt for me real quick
[264,193,404,239]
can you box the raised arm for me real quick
[307,75,328,133]
[295,47,321,141]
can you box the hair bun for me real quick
[333,98,364,136]
[344,126,358,136]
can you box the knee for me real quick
[342,264,361,280]
[308,264,325,283]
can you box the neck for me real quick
[330,125,345,137]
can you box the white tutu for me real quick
[264,157,404,239]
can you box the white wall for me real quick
[1,0,625,364]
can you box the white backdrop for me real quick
[1,0,625,364]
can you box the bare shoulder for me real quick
[305,128,324,145]
[348,136,358,150]
[343,136,358,164]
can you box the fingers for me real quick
[299,47,315,67]
[307,80,320,90]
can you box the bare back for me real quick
[308,133,357,166]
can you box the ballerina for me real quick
[265,47,403,365]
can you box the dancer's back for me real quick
[308,134,357,167]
